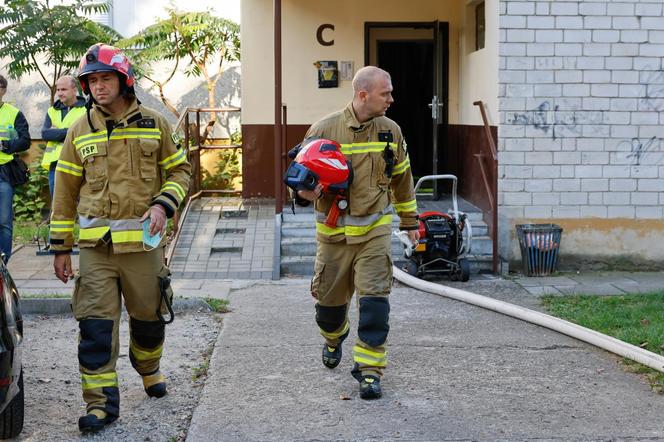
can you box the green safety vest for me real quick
[41,105,86,170]
[0,103,19,166]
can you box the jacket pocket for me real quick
[138,139,160,181]
[371,153,389,188]
[79,143,108,182]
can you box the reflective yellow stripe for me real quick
[393,157,410,175]
[78,226,109,240]
[161,181,185,200]
[344,214,392,236]
[319,322,349,340]
[74,132,107,147]
[394,199,417,213]
[51,227,74,233]
[159,149,187,170]
[111,230,143,243]
[81,372,118,390]
[316,214,393,237]
[340,142,390,155]
[56,160,83,177]
[50,220,75,227]
[316,222,345,236]
[109,128,161,140]
[353,345,387,367]
[130,344,163,361]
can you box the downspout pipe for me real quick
[273,0,283,214]
[393,267,664,373]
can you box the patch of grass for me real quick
[192,361,210,381]
[204,298,231,313]
[541,291,664,392]
[12,220,79,246]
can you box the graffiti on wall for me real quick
[640,69,664,112]
[623,136,664,166]
[507,101,603,140]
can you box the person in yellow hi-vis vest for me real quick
[296,66,419,400]
[41,75,86,198]
[50,44,191,433]
[0,74,31,264]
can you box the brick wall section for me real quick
[499,0,664,221]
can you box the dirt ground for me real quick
[17,310,222,441]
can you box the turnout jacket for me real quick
[305,102,418,244]
[50,98,191,254]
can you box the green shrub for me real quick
[13,161,48,222]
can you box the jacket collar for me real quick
[91,97,142,131]
[343,102,374,132]
[53,96,86,110]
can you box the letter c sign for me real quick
[317,24,334,46]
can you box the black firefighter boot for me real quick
[352,363,382,400]
[322,330,349,369]
[78,409,117,433]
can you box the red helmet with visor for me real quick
[77,43,135,93]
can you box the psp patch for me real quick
[79,144,98,160]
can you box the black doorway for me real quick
[377,40,433,178]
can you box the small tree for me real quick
[119,8,240,140]
[0,0,120,104]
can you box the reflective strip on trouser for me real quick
[311,234,393,376]
[315,205,393,237]
[129,317,165,376]
[73,244,170,415]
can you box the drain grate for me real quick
[216,227,246,234]
[221,209,248,219]
[210,247,243,259]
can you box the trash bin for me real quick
[516,224,563,276]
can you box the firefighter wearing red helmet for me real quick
[50,43,191,433]
[295,66,419,400]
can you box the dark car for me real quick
[0,256,23,439]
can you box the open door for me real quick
[366,22,448,197]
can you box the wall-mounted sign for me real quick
[317,24,334,46]
[314,61,338,88]
[339,61,354,81]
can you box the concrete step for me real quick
[282,254,499,277]
[281,237,406,257]
[282,219,488,237]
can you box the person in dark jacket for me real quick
[0,74,31,263]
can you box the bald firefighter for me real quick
[50,44,191,432]
[297,66,419,399]
[41,75,86,198]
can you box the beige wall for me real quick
[458,0,499,125]
[242,0,501,126]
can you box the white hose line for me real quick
[393,266,664,373]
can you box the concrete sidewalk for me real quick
[186,279,664,441]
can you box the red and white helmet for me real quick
[77,43,135,93]
[284,138,352,193]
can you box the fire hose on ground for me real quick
[392,266,664,373]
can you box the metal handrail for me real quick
[473,100,498,274]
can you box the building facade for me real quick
[241,0,664,268]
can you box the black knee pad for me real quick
[79,319,113,370]
[358,297,390,347]
[315,304,347,333]
[130,317,165,349]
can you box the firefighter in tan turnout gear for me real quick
[50,44,191,433]
[297,66,419,399]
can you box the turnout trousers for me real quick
[311,234,392,378]
[71,243,173,417]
